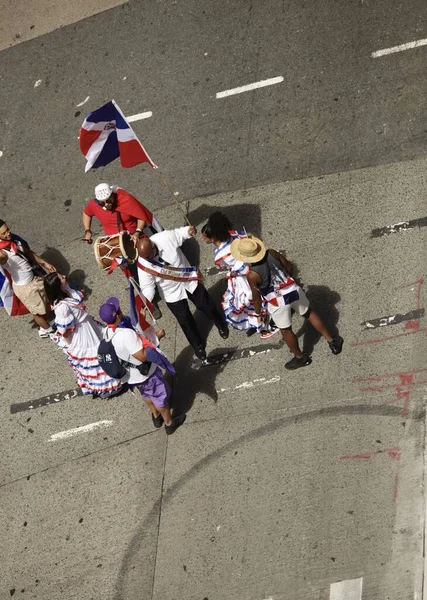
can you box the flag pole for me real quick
[113,100,192,226]
[128,275,155,323]
[154,168,192,227]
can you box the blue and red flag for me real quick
[0,235,31,317]
[128,276,159,345]
[79,100,156,172]
[0,266,29,316]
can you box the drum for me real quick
[94,231,137,271]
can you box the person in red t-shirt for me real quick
[83,183,164,319]
[82,183,163,246]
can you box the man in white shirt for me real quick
[137,225,229,361]
[0,219,56,337]
[100,297,186,435]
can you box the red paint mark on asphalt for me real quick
[352,279,425,346]
[340,447,401,501]
[351,327,427,347]
[353,367,427,383]
[355,370,419,417]
[340,452,375,460]
[404,320,420,331]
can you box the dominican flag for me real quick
[0,266,29,316]
[128,277,159,346]
[128,278,175,374]
[79,100,156,173]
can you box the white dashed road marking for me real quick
[329,577,363,600]
[372,38,427,57]
[126,111,153,122]
[49,420,113,441]
[217,375,281,394]
[216,76,284,99]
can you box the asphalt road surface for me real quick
[1,1,427,599]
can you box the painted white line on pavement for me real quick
[329,577,363,600]
[76,96,90,107]
[126,111,153,122]
[216,76,284,99]
[49,420,113,441]
[372,38,427,57]
[217,375,280,394]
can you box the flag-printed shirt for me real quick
[84,188,154,235]
[250,251,299,307]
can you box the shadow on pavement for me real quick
[295,285,341,357]
[167,278,230,415]
[182,202,263,268]
[40,247,92,298]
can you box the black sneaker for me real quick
[152,413,164,429]
[217,325,229,339]
[285,355,312,370]
[329,336,343,355]
[165,414,187,435]
[194,345,207,361]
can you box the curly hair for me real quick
[201,211,234,243]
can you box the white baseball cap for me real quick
[95,183,113,201]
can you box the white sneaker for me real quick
[38,326,54,338]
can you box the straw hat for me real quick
[230,235,266,263]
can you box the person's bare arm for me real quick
[31,251,56,272]
[132,348,148,363]
[247,270,265,319]
[269,248,293,275]
[82,213,93,244]
[0,250,7,265]
[130,219,147,247]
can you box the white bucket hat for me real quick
[95,183,113,201]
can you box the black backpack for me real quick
[97,337,128,379]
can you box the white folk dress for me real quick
[214,233,265,333]
[52,288,121,396]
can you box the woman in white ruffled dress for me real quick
[201,212,277,338]
[44,272,121,397]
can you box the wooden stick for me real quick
[154,168,191,226]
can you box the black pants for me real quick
[166,283,225,350]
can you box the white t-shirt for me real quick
[3,249,34,285]
[104,327,156,384]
